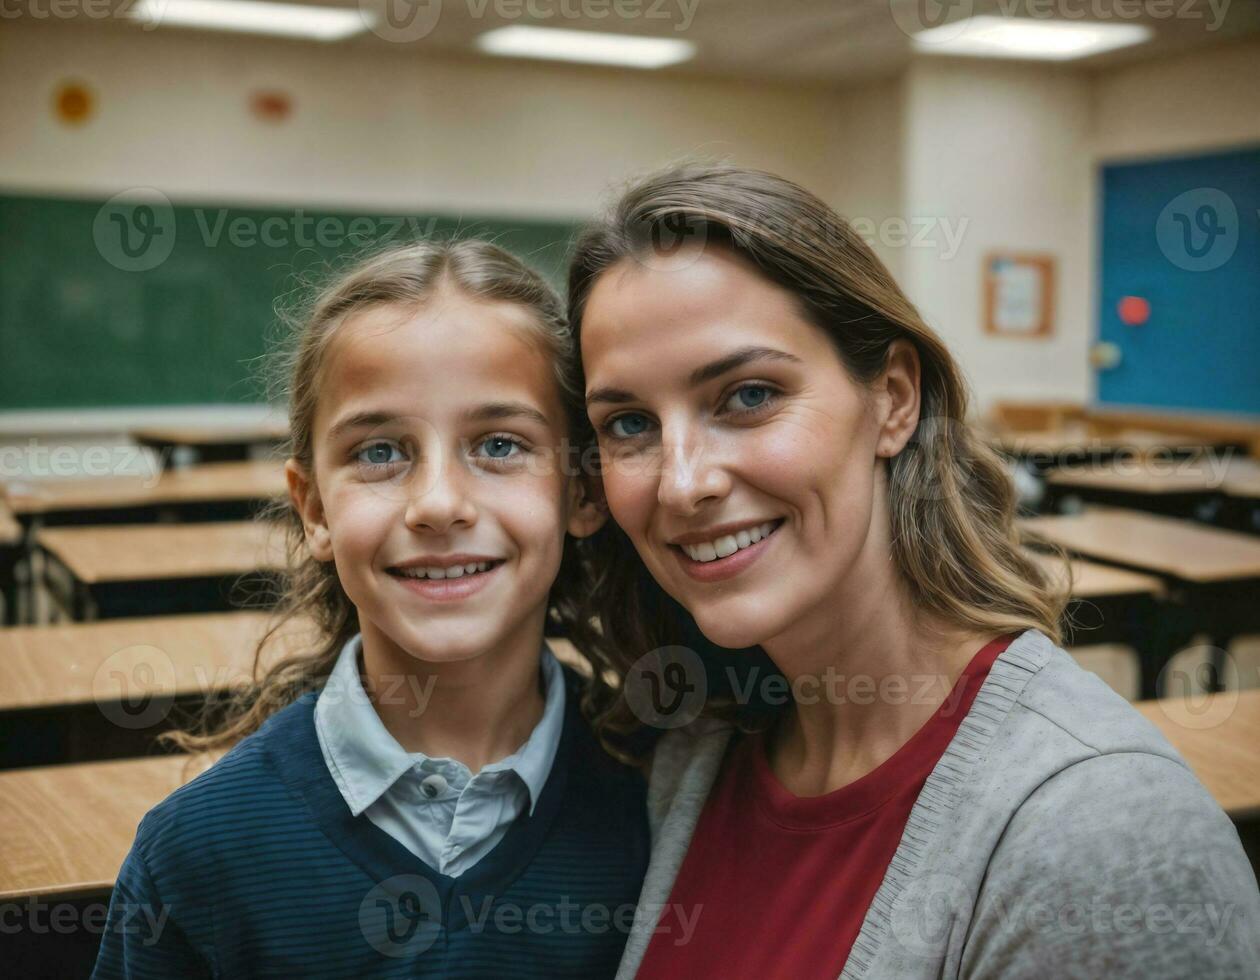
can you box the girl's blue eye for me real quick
[727,385,772,412]
[479,436,521,459]
[608,413,650,438]
[357,442,404,466]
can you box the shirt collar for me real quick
[479,642,566,815]
[314,634,567,817]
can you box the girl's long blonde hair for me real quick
[559,163,1071,753]
[167,239,588,753]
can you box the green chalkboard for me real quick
[0,192,581,409]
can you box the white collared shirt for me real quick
[314,633,566,878]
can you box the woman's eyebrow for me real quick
[586,346,802,407]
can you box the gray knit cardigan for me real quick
[616,629,1260,978]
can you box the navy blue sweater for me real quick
[92,670,649,978]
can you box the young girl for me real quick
[561,164,1260,978]
[93,241,648,978]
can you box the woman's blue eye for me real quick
[480,436,521,459]
[357,442,404,466]
[608,413,650,438]
[728,385,771,412]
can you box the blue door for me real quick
[1097,146,1260,414]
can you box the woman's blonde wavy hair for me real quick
[165,238,592,753]
[561,163,1071,753]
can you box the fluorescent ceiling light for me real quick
[913,15,1151,61]
[476,25,695,69]
[126,0,370,42]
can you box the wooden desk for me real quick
[5,460,287,519]
[133,420,289,466]
[1086,406,1260,456]
[1137,689,1260,819]
[1022,509,1260,584]
[0,498,20,545]
[0,611,316,713]
[0,500,20,625]
[0,754,211,900]
[1047,456,1260,498]
[37,521,287,587]
[993,426,1205,459]
[36,521,289,620]
[1032,552,1164,600]
[1024,509,1260,698]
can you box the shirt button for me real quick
[420,773,447,799]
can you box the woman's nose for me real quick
[655,427,730,516]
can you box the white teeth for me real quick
[397,561,496,580]
[682,521,780,563]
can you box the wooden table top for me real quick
[1021,508,1260,584]
[0,611,317,712]
[0,754,214,900]
[990,426,1208,458]
[0,498,20,545]
[36,520,289,585]
[1031,552,1164,599]
[132,420,290,447]
[4,460,287,517]
[1047,456,1260,498]
[1137,689,1260,819]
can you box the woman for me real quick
[555,164,1260,978]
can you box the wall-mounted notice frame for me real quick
[983,252,1055,338]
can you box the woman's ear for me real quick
[566,473,609,539]
[874,339,922,458]
[285,458,334,561]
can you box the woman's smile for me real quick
[668,518,785,583]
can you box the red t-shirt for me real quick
[636,634,1016,979]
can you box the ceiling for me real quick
[17,0,1260,85]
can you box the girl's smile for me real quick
[387,554,507,602]
[289,284,603,668]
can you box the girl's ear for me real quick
[566,473,608,540]
[285,458,334,561]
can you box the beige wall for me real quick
[829,77,907,280]
[1094,37,1260,161]
[0,20,840,218]
[898,58,1095,414]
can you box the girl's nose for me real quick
[404,456,478,534]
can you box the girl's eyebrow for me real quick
[327,403,552,441]
[585,345,802,407]
[461,401,552,427]
[326,411,398,441]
